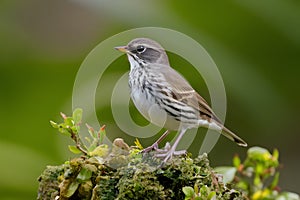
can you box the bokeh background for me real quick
[1,0,300,199]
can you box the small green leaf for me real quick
[50,120,59,128]
[254,174,261,187]
[68,145,82,154]
[72,108,83,124]
[208,191,216,200]
[214,166,237,184]
[236,181,249,191]
[200,185,209,196]
[182,186,194,198]
[64,117,74,127]
[270,172,280,189]
[273,148,279,161]
[65,181,80,198]
[71,124,80,134]
[58,127,71,136]
[77,167,92,182]
[256,163,264,174]
[233,155,241,168]
[248,146,271,159]
[194,184,199,195]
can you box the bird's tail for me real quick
[221,126,248,147]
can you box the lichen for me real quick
[37,165,65,199]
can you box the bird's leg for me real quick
[155,128,187,163]
[142,130,170,154]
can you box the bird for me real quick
[115,38,247,163]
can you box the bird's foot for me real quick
[142,142,171,156]
[154,143,187,164]
[141,130,171,154]
[141,142,159,154]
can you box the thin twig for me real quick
[69,128,88,156]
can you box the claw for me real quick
[142,142,159,154]
[156,128,188,164]
[155,149,186,159]
[142,128,188,166]
[141,130,171,154]
[173,150,187,156]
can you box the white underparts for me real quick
[197,120,222,132]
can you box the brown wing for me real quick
[158,64,247,147]
[158,64,221,123]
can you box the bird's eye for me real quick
[136,45,146,53]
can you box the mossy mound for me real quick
[37,139,244,200]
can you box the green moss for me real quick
[37,139,244,200]
[38,110,299,200]
[37,165,65,199]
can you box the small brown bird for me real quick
[115,38,247,163]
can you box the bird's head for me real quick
[115,38,169,66]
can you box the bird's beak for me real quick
[114,46,128,53]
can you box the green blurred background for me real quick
[1,0,300,199]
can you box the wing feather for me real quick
[152,64,247,147]
[158,65,220,122]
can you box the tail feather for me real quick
[221,126,248,147]
[209,116,248,147]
